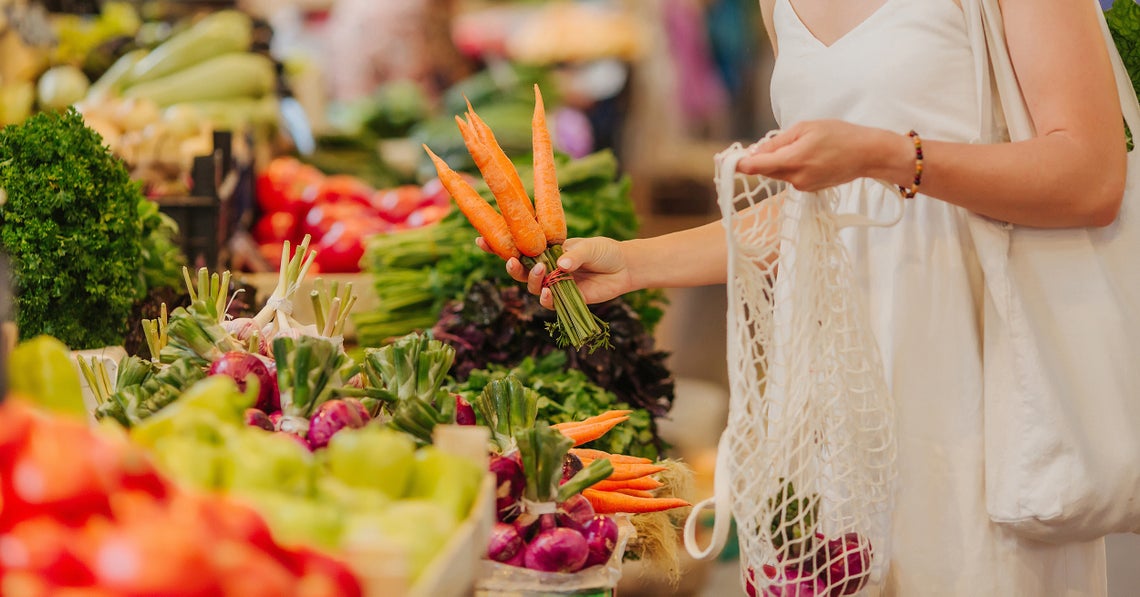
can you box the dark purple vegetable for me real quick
[307,399,367,450]
[208,351,278,412]
[487,522,525,563]
[751,565,827,597]
[454,394,476,425]
[814,532,872,596]
[555,494,595,532]
[523,527,589,573]
[580,515,618,567]
[489,453,526,522]
[561,453,584,483]
[245,408,275,431]
[503,549,526,568]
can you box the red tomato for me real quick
[313,175,373,207]
[371,185,423,223]
[419,177,451,209]
[0,516,95,585]
[405,204,452,228]
[256,158,325,216]
[313,219,386,273]
[301,200,373,243]
[253,211,298,244]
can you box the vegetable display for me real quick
[1105,0,1140,148]
[425,87,609,352]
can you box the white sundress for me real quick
[767,0,1108,595]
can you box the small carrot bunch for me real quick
[554,411,692,515]
[422,85,611,352]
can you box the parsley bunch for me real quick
[0,109,144,349]
[1105,0,1140,147]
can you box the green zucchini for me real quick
[123,53,275,107]
[123,10,252,86]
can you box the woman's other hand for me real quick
[736,120,913,192]
[477,236,634,309]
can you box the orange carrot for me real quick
[591,477,664,492]
[556,416,630,446]
[611,488,655,499]
[531,85,566,245]
[552,410,632,431]
[423,145,520,261]
[582,489,691,514]
[463,99,535,218]
[569,448,652,465]
[454,115,546,256]
[605,462,668,482]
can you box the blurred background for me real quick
[2,0,1138,594]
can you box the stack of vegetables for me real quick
[42,240,494,592]
[252,157,452,274]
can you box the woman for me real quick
[492,0,1129,594]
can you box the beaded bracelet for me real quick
[898,130,924,199]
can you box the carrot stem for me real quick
[522,245,610,352]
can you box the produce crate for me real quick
[343,425,496,597]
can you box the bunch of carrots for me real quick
[553,411,691,515]
[423,86,610,352]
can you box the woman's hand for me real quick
[478,236,634,309]
[736,120,913,192]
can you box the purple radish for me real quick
[486,522,525,563]
[307,399,367,450]
[580,515,619,568]
[523,527,589,573]
[245,408,275,431]
[561,453,584,483]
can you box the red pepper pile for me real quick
[0,397,363,597]
[254,157,453,273]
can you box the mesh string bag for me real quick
[684,140,900,596]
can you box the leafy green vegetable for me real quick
[135,197,185,296]
[0,109,144,349]
[454,353,664,459]
[1105,0,1140,148]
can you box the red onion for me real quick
[555,494,595,532]
[486,522,524,563]
[751,565,827,597]
[489,453,525,522]
[307,399,367,450]
[580,515,618,568]
[813,532,872,596]
[245,408,274,431]
[454,394,476,425]
[523,527,589,573]
[207,351,278,412]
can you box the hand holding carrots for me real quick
[425,86,611,352]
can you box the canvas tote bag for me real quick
[963,0,1140,542]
